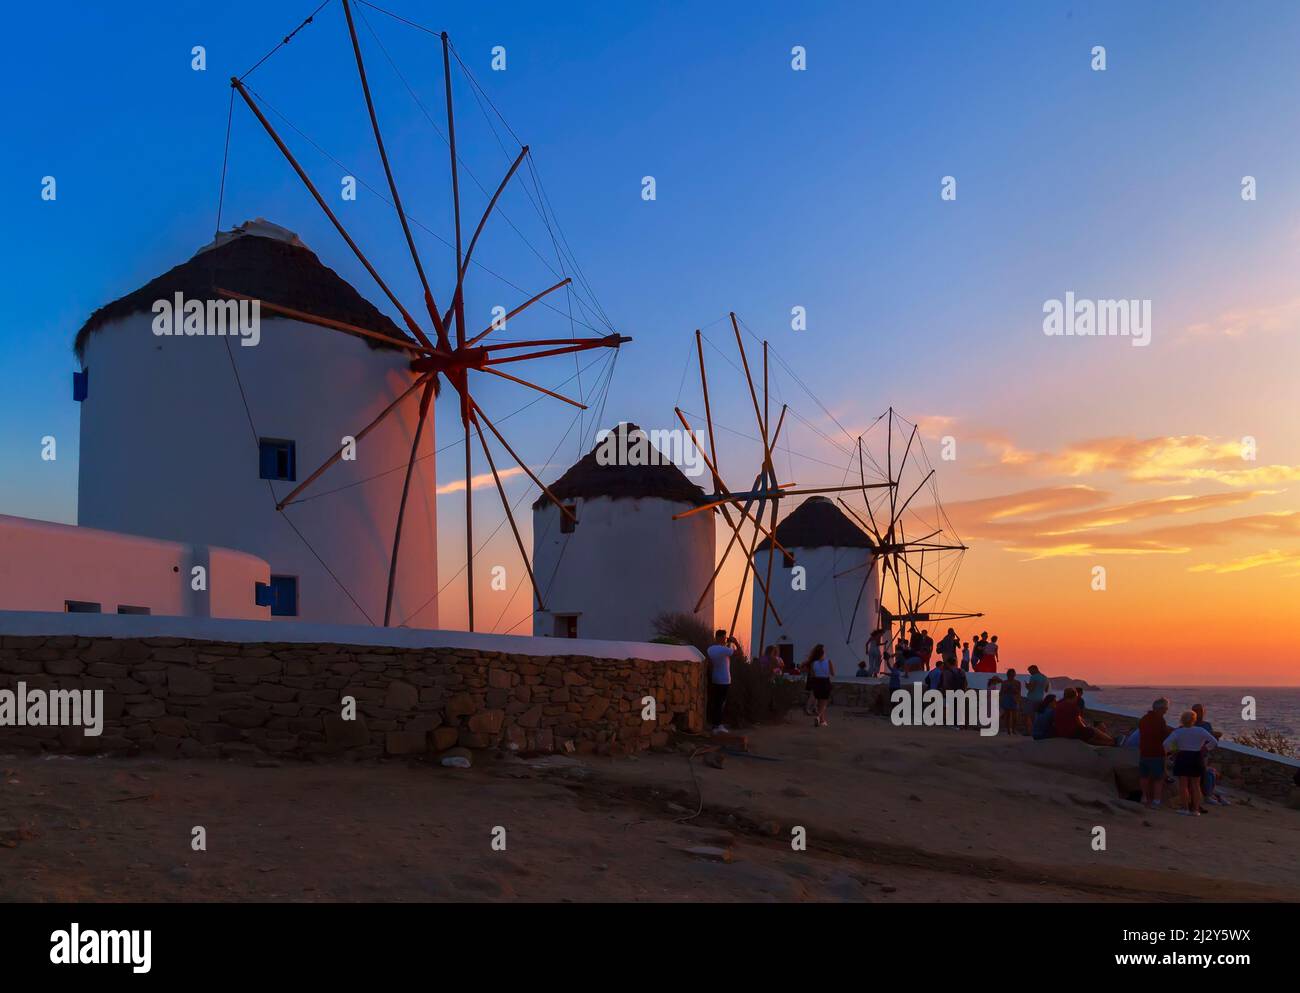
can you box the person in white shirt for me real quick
[705,629,739,734]
[1164,710,1218,816]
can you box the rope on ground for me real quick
[676,744,720,823]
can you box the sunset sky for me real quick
[2,1,1298,685]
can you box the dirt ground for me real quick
[3,710,1298,902]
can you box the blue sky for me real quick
[4,2,1300,664]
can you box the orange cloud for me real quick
[436,467,525,496]
[1187,548,1300,575]
[927,486,1289,560]
[969,433,1298,486]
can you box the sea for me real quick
[1089,685,1300,740]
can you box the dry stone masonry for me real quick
[0,635,706,761]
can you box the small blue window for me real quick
[267,575,298,617]
[254,582,274,608]
[73,369,89,402]
[259,439,296,481]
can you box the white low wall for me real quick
[0,515,270,620]
[0,609,704,663]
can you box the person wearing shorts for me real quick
[1137,697,1172,808]
[1164,711,1218,816]
[999,669,1022,734]
[805,644,834,727]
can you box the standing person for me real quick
[806,644,835,727]
[881,631,895,674]
[920,630,935,670]
[888,653,904,695]
[866,628,884,677]
[960,641,971,671]
[938,628,958,668]
[758,644,781,675]
[1137,698,1173,808]
[802,650,818,716]
[1165,711,1218,816]
[971,633,987,669]
[1191,703,1222,739]
[986,635,1001,669]
[706,629,739,735]
[1192,703,1227,805]
[999,669,1022,734]
[1023,665,1048,730]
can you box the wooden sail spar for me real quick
[225,0,630,628]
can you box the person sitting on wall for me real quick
[940,658,968,693]
[923,662,943,691]
[1031,695,1057,740]
[903,643,925,675]
[1054,687,1115,746]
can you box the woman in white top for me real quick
[1164,710,1218,816]
[805,644,835,728]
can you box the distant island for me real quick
[1049,675,1102,691]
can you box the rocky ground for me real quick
[3,710,1298,902]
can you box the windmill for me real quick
[835,407,982,649]
[219,0,630,629]
[672,314,891,649]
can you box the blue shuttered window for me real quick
[258,439,296,481]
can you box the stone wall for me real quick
[1078,707,1299,805]
[0,635,706,761]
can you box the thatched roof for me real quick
[73,219,412,360]
[533,423,710,509]
[756,496,874,551]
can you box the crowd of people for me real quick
[734,625,1008,732]
[1022,690,1228,814]
[853,625,1005,677]
[707,625,1233,815]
